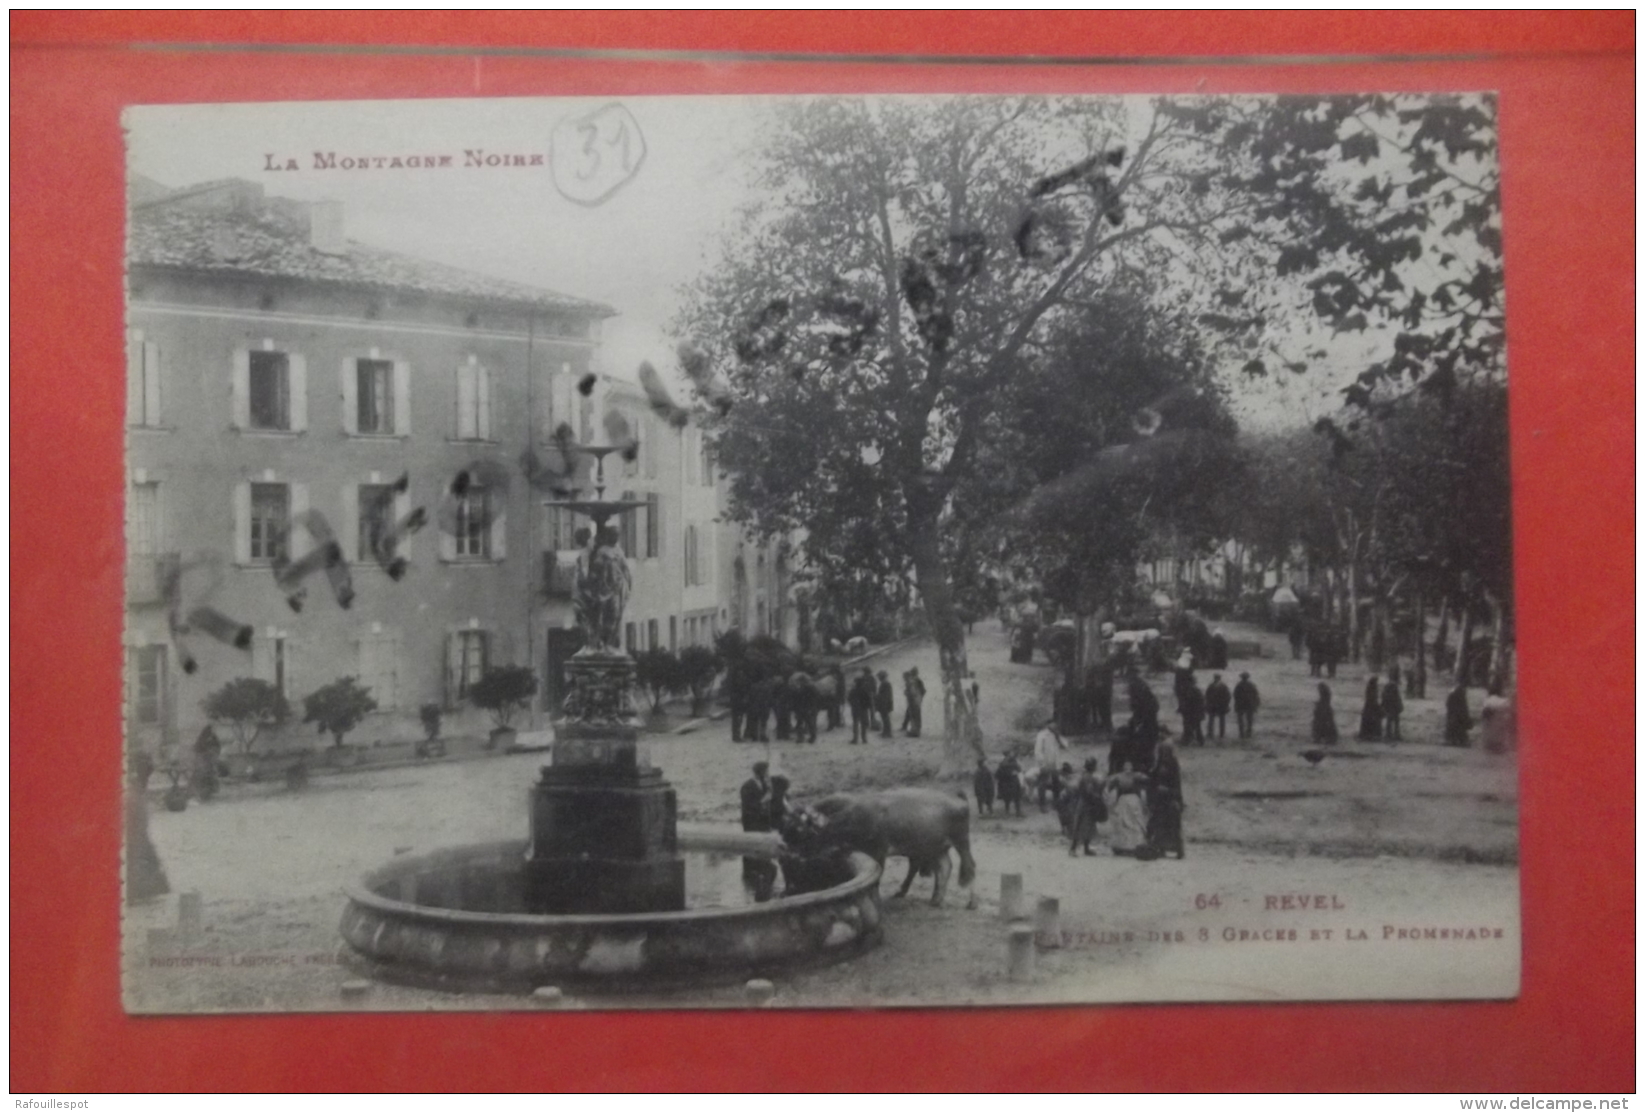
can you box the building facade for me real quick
[124,179,611,753]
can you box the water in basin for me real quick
[371,849,797,914]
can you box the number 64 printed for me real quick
[550,103,647,207]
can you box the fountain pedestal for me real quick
[524,650,686,914]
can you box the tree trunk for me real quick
[1457,600,1476,687]
[1346,559,1360,663]
[1486,594,1510,692]
[1433,598,1451,674]
[1410,586,1427,699]
[907,511,984,774]
[1367,593,1386,675]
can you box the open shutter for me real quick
[385,631,403,710]
[341,482,360,563]
[251,629,273,683]
[356,633,376,704]
[455,364,474,439]
[289,353,308,432]
[477,366,492,440]
[439,517,458,561]
[339,358,358,435]
[283,635,304,707]
[231,349,250,429]
[444,632,462,706]
[126,331,144,424]
[143,341,162,426]
[233,481,252,564]
[289,484,311,557]
[490,506,507,561]
[393,360,411,436]
[394,486,413,566]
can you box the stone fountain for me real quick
[339,437,883,994]
[526,448,682,914]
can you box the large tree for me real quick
[676,96,1260,769]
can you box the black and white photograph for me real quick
[122,92,1518,1012]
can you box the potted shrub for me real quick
[633,648,686,718]
[301,677,378,764]
[201,677,291,756]
[468,665,538,749]
[678,645,722,717]
[417,702,445,758]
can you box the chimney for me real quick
[309,199,346,255]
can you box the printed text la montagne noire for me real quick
[265,149,545,172]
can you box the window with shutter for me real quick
[358,484,395,564]
[645,493,660,559]
[132,645,166,725]
[456,630,488,699]
[129,482,160,556]
[453,489,492,559]
[356,358,395,434]
[248,351,291,430]
[249,483,290,563]
[127,331,162,427]
[619,491,637,557]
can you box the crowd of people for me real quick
[728,650,964,749]
[972,668,1191,863]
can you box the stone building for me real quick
[124,178,612,753]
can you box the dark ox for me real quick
[811,788,978,908]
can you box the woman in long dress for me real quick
[1106,761,1150,856]
[1311,683,1340,745]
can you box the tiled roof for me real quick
[128,180,615,316]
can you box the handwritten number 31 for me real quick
[575,118,633,182]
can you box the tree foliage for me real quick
[633,649,688,714]
[678,95,1264,768]
[467,665,538,730]
[301,677,377,748]
[201,677,290,752]
[677,645,722,715]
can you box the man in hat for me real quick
[1233,671,1261,740]
[739,761,777,899]
[874,670,895,738]
[847,668,875,744]
[1204,673,1231,743]
[740,762,772,833]
[902,667,927,737]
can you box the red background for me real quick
[10,12,1634,1093]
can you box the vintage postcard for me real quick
[122,92,1519,1012]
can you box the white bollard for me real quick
[745,978,777,1007]
[1007,924,1036,982]
[532,986,565,1008]
[177,891,203,935]
[1035,896,1062,949]
[999,873,1025,921]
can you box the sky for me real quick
[127,95,768,385]
[126,94,1461,432]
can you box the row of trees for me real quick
[1240,379,1510,693]
[200,666,541,752]
[677,93,1507,771]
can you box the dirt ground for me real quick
[128,618,1520,1012]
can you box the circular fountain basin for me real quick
[339,830,883,993]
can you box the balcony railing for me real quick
[127,552,180,606]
